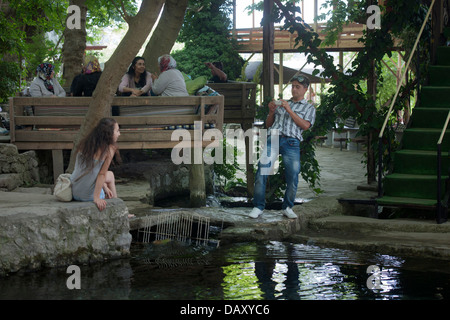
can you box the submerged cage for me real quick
[138,212,219,247]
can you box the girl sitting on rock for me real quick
[71,118,120,211]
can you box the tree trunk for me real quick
[62,0,87,90]
[141,0,189,75]
[67,0,165,172]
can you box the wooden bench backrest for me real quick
[208,82,256,122]
[9,95,224,150]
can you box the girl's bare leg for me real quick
[105,171,117,198]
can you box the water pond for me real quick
[0,240,449,300]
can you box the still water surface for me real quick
[0,241,449,300]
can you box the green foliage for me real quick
[0,0,140,101]
[85,0,139,43]
[172,0,244,80]
[0,62,21,103]
[212,138,246,193]
[0,0,68,101]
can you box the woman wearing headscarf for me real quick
[118,56,153,96]
[73,55,103,96]
[29,63,66,97]
[151,54,188,97]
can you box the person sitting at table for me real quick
[118,56,153,96]
[29,62,66,97]
[73,55,102,97]
[151,54,188,97]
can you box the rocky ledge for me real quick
[0,192,131,276]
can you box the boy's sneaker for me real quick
[249,207,263,219]
[283,207,297,219]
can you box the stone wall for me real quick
[0,143,40,190]
[0,194,132,276]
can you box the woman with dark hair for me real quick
[71,118,120,211]
[118,56,153,96]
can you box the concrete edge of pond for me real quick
[125,190,450,261]
[1,184,449,270]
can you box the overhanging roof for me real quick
[244,61,329,84]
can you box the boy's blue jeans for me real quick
[253,135,301,210]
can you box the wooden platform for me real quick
[231,23,402,52]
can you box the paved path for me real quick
[296,146,369,199]
[117,146,371,204]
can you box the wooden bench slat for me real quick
[14,116,85,125]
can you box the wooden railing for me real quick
[208,82,256,124]
[231,23,401,52]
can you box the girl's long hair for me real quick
[77,118,118,170]
[127,56,147,88]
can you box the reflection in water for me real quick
[221,242,364,300]
[219,242,447,300]
[0,241,448,300]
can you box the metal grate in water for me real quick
[138,212,219,247]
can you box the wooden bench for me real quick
[208,82,256,126]
[9,96,224,180]
[350,137,367,152]
[10,82,258,196]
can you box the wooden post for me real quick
[263,0,275,99]
[314,0,318,32]
[279,51,284,98]
[189,162,206,207]
[252,0,255,28]
[431,0,444,64]
[242,121,255,197]
[52,149,64,182]
[232,0,236,37]
[190,118,206,207]
[367,0,377,185]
